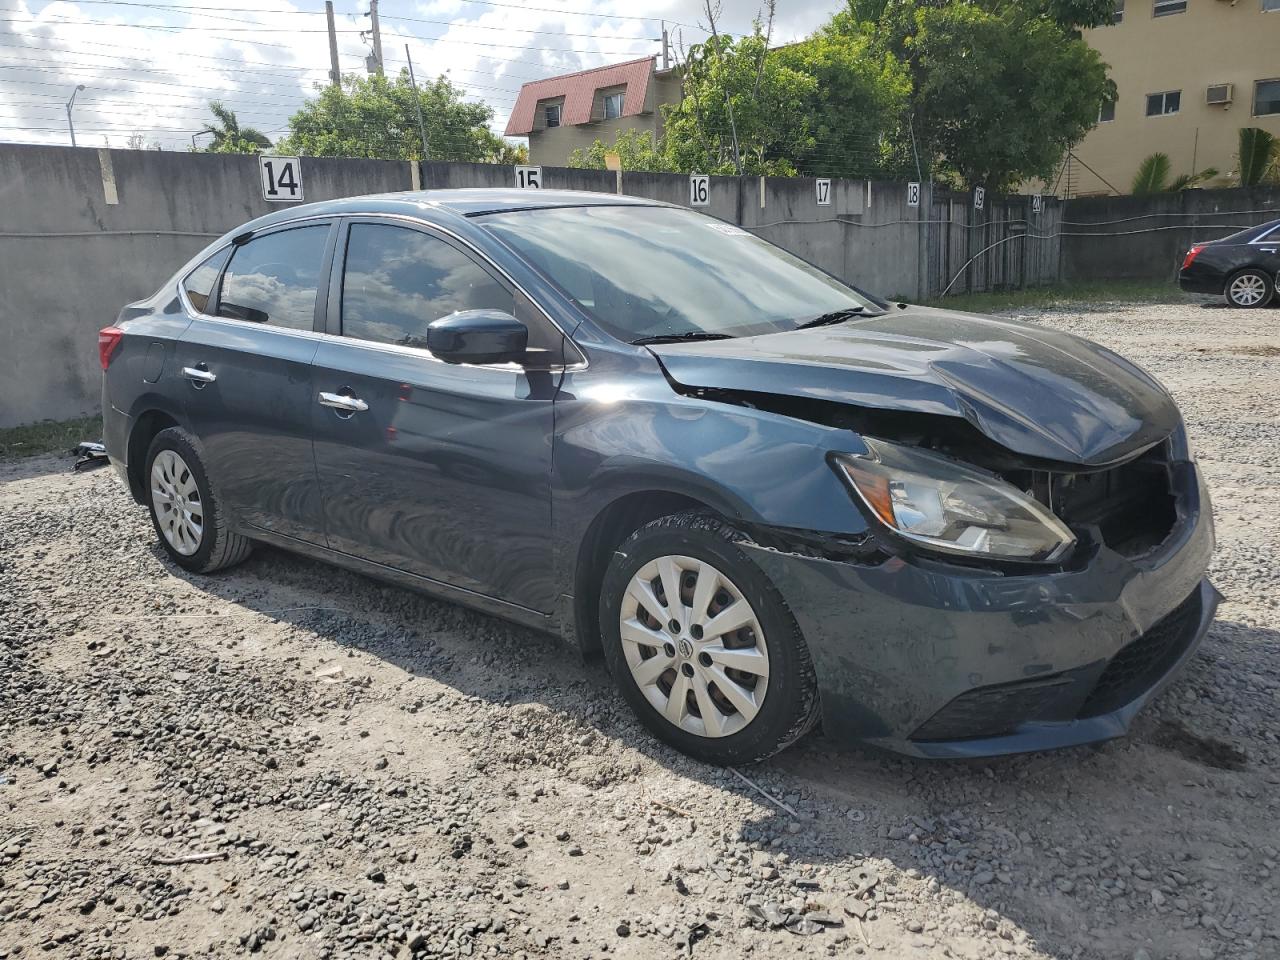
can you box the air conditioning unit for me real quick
[1206,83,1234,106]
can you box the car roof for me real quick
[240,188,665,235]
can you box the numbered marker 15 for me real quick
[260,156,303,202]
[689,174,709,207]
[515,165,542,189]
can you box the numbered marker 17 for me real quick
[689,175,709,207]
[259,156,303,202]
[816,179,831,206]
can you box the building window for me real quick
[1153,0,1186,15]
[1265,0,1279,11]
[1099,98,1117,122]
[1146,90,1181,116]
[1256,79,1280,116]
[543,104,561,128]
[603,91,624,120]
[1113,0,1125,21]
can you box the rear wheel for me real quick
[1225,269,1274,308]
[145,427,252,573]
[599,512,819,764]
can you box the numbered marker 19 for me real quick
[689,174,710,207]
[973,185,986,211]
[260,156,303,202]
[515,165,542,189]
[906,182,920,208]
[816,179,831,206]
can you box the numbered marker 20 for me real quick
[816,178,831,206]
[260,156,303,202]
[515,165,541,189]
[689,174,710,207]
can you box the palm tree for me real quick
[1238,127,1277,187]
[1131,152,1219,195]
[200,101,272,152]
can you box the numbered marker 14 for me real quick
[260,156,303,202]
[689,174,709,207]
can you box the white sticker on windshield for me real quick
[705,222,749,237]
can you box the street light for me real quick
[66,84,85,148]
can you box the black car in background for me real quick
[1179,217,1280,307]
[100,190,1217,765]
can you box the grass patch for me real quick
[0,415,102,459]
[922,279,1184,314]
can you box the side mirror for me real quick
[426,310,529,366]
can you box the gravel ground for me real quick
[2,298,1278,960]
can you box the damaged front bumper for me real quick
[742,461,1218,759]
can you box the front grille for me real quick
[1049,445,1178,557]
[911,675,1074,741]
[1078,589,1202,718]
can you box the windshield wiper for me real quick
[794,306,866,329]
[631,332,735,346]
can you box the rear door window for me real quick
[217,225,330,331]
[339,223,514,350]
[181,248,231,314]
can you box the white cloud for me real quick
[0,0,837,150]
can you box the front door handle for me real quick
[318,391,369,413]
[181,366,216,384]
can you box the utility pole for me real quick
[325,1,341,87]
[368,0,384,76]
[66,83,85,147]
[405,44,430,162]
[661,21,669,70]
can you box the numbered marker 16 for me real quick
[515,165,542,189]
[260,156,303,202]
[689,174,710,207]
[816,179,831,206]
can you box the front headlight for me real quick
[833,438,1076,563]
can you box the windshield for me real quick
[477,205,880,343]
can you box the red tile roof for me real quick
[504,56,655,136]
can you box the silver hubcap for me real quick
[1229,274,1267,306]
[150,449,203,556]
[619,555,769,738]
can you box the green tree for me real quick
[868,2,1113,189]
[1131,152,1218,194]
[567,129,672,171]
[278,71,506,162]
[200,101,272,154]
[1238,127,1278,187]
[661,25,817,175]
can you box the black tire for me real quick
[1224,268,1275,309]
[599,512,820,765]
[144,427,252,573]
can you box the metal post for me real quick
[661,23,669,70]
[326,1,341,88]
[66,84,84,147]
[369,0,384,76]
[405,44,430,162]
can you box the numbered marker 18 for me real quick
[260,156,303,202]
[816,179,831,206]
[689,174,710,207]
[515,165,542,189]
[906,182,920,208]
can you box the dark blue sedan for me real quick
[99,190,1217,763]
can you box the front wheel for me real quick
[599,513,819,764]
[1225,269,1275,308]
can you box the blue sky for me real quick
[0,0,837,150]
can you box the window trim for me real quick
[1254,78,1280,117]
[1113,0,1125,22]
[1152,0,1186,15]
[1250,223,1280,244]
[1264,0,1279,12]
[542,102,562,128]
[324,214,586,370]
[178,246,233,319]
[1098,98,1117,122]
[602,90,625,121]
[1145,90,1181,117]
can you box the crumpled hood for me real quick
[648,305,1180,467]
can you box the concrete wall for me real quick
[0,144,1058,428]
[1060,186,1280,281]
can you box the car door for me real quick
[309,218,560,613]
[173,219,336,544]
[1254,223,1280,281]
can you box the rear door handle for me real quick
[318,391,369,413]
[181,366,216,384]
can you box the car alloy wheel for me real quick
[150,448,204,556]
[619,554,770,738]
[1227,271,1272,308]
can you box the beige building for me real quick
[505,56,682,166]
[1069,0,1280,195]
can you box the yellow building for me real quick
[1069,0,1280,195]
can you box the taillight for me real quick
[98,326,124,370]
[1181,245,1204,271]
